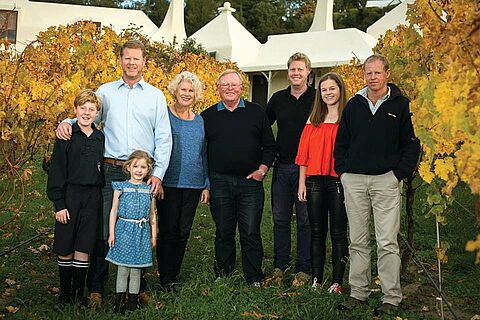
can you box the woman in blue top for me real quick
[157,71,209,291]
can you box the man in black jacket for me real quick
[334,54,420,316]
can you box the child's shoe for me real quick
[114,292,127,314]
[126,293,140,311]
[55,293,72,310]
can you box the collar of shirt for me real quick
[116,78,146,90]
[357,86,391,115]
[72,121,99,137]
[217,98,246,111]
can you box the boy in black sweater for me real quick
[47,89,105,307]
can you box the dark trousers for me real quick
[271,162,310,273]
[306,175,348,284]
[86,163,147,294]
[209,172,264,284]
[156,187,202,285]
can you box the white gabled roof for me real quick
[1,0,159,51]
[189,2,260,67]
[367,0,413,39]
[152,0,187,44]
[241,28,377,72]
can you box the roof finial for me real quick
[218,2,236,14]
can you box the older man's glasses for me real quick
[219,83,242,89]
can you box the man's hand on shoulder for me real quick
[56,122,72,140]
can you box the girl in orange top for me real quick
[296,72,349,293]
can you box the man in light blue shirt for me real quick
[56,40,172,307]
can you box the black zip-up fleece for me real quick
[334,83,420,180]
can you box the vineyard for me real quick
[0,0,479,318]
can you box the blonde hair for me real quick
[287,52,311,70]
[363,54,390,71]
[309,72,347,127]
[74,89,101,110]
[122,150,153,177]
[168,71,203,103]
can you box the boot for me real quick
[126,293,140,311]
[73,288,87,307]
[114,292,126,314]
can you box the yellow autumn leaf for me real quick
[6,306,18,314]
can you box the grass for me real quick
[0,160,479,319]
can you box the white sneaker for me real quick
[311,277,320,289]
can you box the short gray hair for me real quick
[216,69,244,86]
[167,71,203,103]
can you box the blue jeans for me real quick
[209,171,265,284]
[271,162,310,273]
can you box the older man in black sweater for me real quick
[201,69,275,286]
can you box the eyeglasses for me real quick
[219,83,242,89]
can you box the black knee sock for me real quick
[58,258,73,297]
[73,259,89,297]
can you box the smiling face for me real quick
[128,158,149,182]
[120,47,145,85]
[320,79,340,107]
[217,72,243,106]
[175,80,196,109]
[364,59,390,94]
[288,60,310,89]
[75,102,99,130]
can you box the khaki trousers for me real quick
[341,171,402,306]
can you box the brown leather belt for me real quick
[104,158,126,167]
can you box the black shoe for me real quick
[55,293,72,309]
[161,282,178,293]
[126,293,140,311]
[114,292,127,314]
[373,303,398,317]
[337,296,367,311]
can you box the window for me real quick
[0,10,18,44]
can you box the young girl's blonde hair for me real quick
[122,150,154,176]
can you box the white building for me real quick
[367,0,414,39]
[0,0,186,52]
[192,1,377,106]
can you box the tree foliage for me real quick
[336,0,480,262]
[0,22,243,216]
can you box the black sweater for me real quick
[266,86,315,164]
[334,84,420,180]
[47,122,105,211]
[201,100,276,176]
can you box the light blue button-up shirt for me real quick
[69,78,172,179]
[357,86,391,115]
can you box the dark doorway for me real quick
[251,74,268,108]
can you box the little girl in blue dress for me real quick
[106,150,157,313]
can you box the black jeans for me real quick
[271,162,310,273]
[306,175,348,284]
[209,172,265,284]
[86,163,147,294]
[156,187,202,286]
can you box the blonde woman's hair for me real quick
[122,150,153,177]
[74,89,101,110]
[168,71,203,103]
[309,72,347,127]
